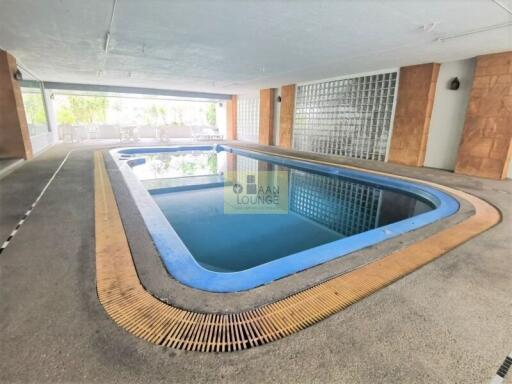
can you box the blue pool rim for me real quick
[110,145,460,293]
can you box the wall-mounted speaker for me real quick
[13,69,23,81]
[449,77,460,90]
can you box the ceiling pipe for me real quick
[436,21,512,42]
[492,0,512,15]
[104,0,118,54]
[435,0,512,43]
[16,62,42,83]
[0,45,43,82]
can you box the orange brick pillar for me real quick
[226,95,237,141]
[0,50,33,159]
[259,88,275,145]
[454,51,512,179]
[278,84,296,149]
[388,63,440,166]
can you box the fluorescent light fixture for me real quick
[104,32,111,53]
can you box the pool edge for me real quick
[95,150,501,352]
[110,144,460,292]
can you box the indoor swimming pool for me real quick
[112,145,459,292]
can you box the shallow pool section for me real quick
[112,145,459,292]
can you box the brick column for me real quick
[454,51,512,179]
[0,50,33,159]
[278,84,295,149]
[226,95,237,140]
[259,88,275,145]
[388,63,440,166]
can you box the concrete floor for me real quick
[0,143,510,383]
[0,158,24,181]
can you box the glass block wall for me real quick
[236,153,259,175]
[236,95,260,142]
[289,170,381,236]
[293,72,397,161]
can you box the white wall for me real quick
[424,58,475,170]
[216,102,227,138]
[43,90,59,144]
[30,132,54,155]
[28,90,59,155]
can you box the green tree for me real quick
[56,96,108,125]
[56,108,75,125]
[170,105,184,126]
[207,153,217,173]
[206,103,216,126]
[22,93,47,124]
[145,104,168,125]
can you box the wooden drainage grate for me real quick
[95,151,500,352]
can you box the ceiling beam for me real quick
[20,80,232,100]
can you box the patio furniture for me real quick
[61,125,81,143]
[87,124,99,140]
[120,126,140,142]
[192,127,223,141]
[157,125,173,142]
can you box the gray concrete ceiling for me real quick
[0,0,511,94]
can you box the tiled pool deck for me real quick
[0,142,510,383]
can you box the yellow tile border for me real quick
[95,150,500,352]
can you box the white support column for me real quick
[42,88,59,143]
[216,102,227,139]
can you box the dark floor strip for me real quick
[497,355,512,378]
[491,353,512,383]
[0,151,73,255]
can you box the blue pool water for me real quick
[150,163,433,272]
[113,145,458,292]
